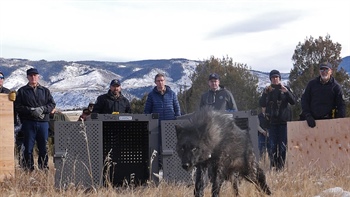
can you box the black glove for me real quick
[306,114,316,128]
[31,106,45,119]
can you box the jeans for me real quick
[258,132,270,159]
[268,124,287,170]
[22,120,49,171]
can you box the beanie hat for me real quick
[269,70,281,80]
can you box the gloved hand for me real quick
[8,90,16,101]
[31,106,44,119]
[306,114,316,128]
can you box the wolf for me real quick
[175,107,271,197]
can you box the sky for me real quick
[0,1,349,73]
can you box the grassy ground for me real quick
[1,157,350,197]
[2,115,349,196]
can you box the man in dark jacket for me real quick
[200,73,238,112]
[92,79,131,114]
[259,69,296,171]
[0,71,10,93]
[301,62,346,128]
[15,68,56,171]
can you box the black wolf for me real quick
[175,107,271,197]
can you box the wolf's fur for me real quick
[175,107,271,197]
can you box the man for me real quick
[15,68,56,171]
[258,107,270,160]
[144,73,181,169]
[87,102,94,112]
[144,73,181,121]
[259,69,296,171]
[301,62,346,128]
[77,107,91,121]
[199,73,237,111]
[92,79,131,114]
[0,71,10,93]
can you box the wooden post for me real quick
[287,118,350,171]
[0,94,15,181]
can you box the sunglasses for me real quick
[319,68,330,72]
[0,76,4,79]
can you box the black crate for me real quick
[103,121,150,186]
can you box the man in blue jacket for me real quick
[144,73,181,120]
[15,68,56,172]
[144,73,181,166]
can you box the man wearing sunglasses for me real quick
[0,71,10,93]
[301,62,346,128]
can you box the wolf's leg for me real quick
[210,166,224,197]
[194,165,205,197]
[230,173,240,196]
[256,166,272,195]
[244,163,272,195]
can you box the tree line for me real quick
[130,34,350,119]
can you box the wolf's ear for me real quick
[175,125,183,138]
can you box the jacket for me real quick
[0,86,10,93]
[144,85,181,121]
[259,85,296,125]
[92,90,131,114]
[15,84,56,122]
[199,86,238,111]
[301,76,345,119]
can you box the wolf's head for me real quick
[175,123,214,171]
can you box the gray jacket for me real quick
[200,87,238,111]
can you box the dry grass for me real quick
[1,161,350,197]
[3,117,349,196]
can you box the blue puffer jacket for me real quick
[144,85,181,121]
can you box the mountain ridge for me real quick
[1,57,349,110]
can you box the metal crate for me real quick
[54,114,159,188]
[54,121,103,189]
[160,110,259,183]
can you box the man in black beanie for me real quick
[259,69,296,171]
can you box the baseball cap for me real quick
[27,68,39,75]
[319,62,332,69]
[110,79,121,86]
[208,73,220,80]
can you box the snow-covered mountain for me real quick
[1,58,199,110]
[1,57,348,110]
